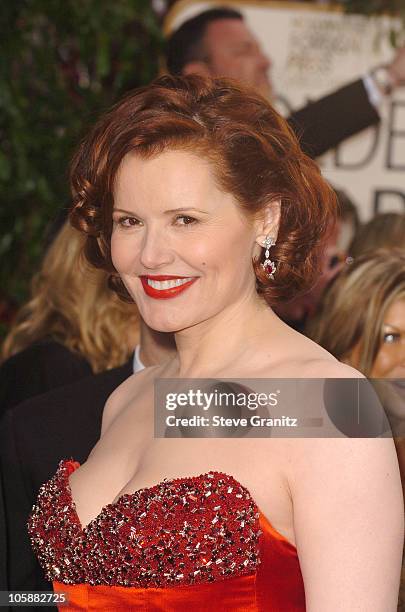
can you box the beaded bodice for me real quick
[28,460,262,588]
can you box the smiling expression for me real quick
[111,149,262,332]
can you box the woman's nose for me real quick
[139,230,175,270]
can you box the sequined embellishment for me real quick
[28,460,261,587]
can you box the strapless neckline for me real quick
[63,459,295,549]
[28,458,305,607]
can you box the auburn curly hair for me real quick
[70,75,337,304]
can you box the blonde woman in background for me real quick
[307,249,405,381]
[0,221,139,414]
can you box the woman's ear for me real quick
[255,200,281,248]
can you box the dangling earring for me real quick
[261,236,276,279]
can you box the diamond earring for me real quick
[261,236,276,279]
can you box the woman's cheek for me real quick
[111,235,131,273]
[371,345,398,378]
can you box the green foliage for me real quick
[342,0,405,41]
[0,0,162,305]
[342,0,403,16]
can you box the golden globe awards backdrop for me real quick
[165,1,405,220]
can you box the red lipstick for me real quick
[140,275,198,299]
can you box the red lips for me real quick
[140,275,198,300]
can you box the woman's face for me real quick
[370,298,405,379]
[111,149,261,332]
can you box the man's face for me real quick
[202,19,273,98]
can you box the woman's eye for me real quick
[115,216,140,228]
[383,332,400,344]
[175,215,197,226]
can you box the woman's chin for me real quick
[141,314,188,334]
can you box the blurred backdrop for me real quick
[1,0,404,337]
[0,0,164,334]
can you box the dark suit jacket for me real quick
[0,468,7,591]
[0,341,93,418]
[0,360,132,607]
[0,339,92,599]
[287,78,380,158]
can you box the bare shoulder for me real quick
[284,436,403,609]
[271,327,364,379]
[100,364,164,436]
[287,436,399,479]
[277,324,401,495]
[300,358,364,379]
[283,435,402,530]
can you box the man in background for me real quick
[166,7,405,158]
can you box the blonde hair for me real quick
[1,222,139,373]
[308,249,405,376]
[349,213,405,259]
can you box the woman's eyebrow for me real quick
[113,207,135,214]
[113,206,210,216]
[164,207,209,215]
[383,323,403,332]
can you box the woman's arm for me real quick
[289,436,404,611]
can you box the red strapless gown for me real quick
[28,460,305,610]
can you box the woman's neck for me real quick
[173,295,277,377]
[139,325,177,368]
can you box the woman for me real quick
[0,221,139,413]
[308,249,405,378]
[28,76,403,610]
